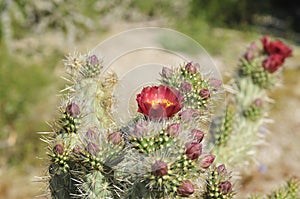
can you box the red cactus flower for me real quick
[262,36,292,58]
[136,85,183,120]
[262,54,285,73]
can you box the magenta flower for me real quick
[136,85,183,120]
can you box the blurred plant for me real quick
[211,36,292,172]
[248,177,300,199]
[0,0,107,51]
[0,45,61,166]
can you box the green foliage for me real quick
[0,46,62,166]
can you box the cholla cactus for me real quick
[43,50,234,198]
[44,52,121,198]
[211,36,293,171]
[42,35,299,199]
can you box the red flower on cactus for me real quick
[262,36,292,58]
[261,36,292,73]
[136,85,183,120]
[262,54,285,73]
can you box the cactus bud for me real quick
[152,160,168,177]
[177,180,194,196]
[254,98,263,107]
[108,131,123,145]
[209,78,222,90]
[162,66,173,78]
[199,154,215,169]
[167,123,181,137]
[73,145,82,154]
[199,89,210,100]
[134,121,148,137]
[185,62,198,74]
[190,129,204,143]
[217,164,227,175]
[88,54,99,66]
[66,103,80,117]
[53,144,64,155]
[180,82,192,93]
[179,109,199,122]
[219,181,232,194]
[244,42,258,61]
[85,128,99,140]
[185,142,202,160]
[86,142,99,155]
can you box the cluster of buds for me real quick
[124,62,224,198]
[161,62,222,111]
[243,99,263,121]
[204,164,234,199]
[64,53,103,79]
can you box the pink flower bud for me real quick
[190,129,204,143]
[179,109,199,122]
[88,54,99,65]
[219,181,232,194]
[217,164,227,175]
[66,103,80,117]
[134,121,148,138]
[244,42,258,61]
[209,78,222,89]
[199,154,215,169]
[185,142,202,160]
[185,62,199,74]
[108,131,123,145]
[86,142,99,155]
[162,66,173,78]
[254,98,263,107]
[85,128,99,140]
[53,144,64,155]
[199,89,210,100]
[152,160,168,177]
[180,82,192,93]
[73,145,82,154]
[167,123,181,137]
[177,180,194,196]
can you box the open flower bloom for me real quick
[262,36,292,58]
[261,36,292,73]
[136,85,183,120]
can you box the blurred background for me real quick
[0,0,299,198]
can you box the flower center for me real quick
[149,99,174,108]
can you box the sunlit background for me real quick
[0,0,299,198]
